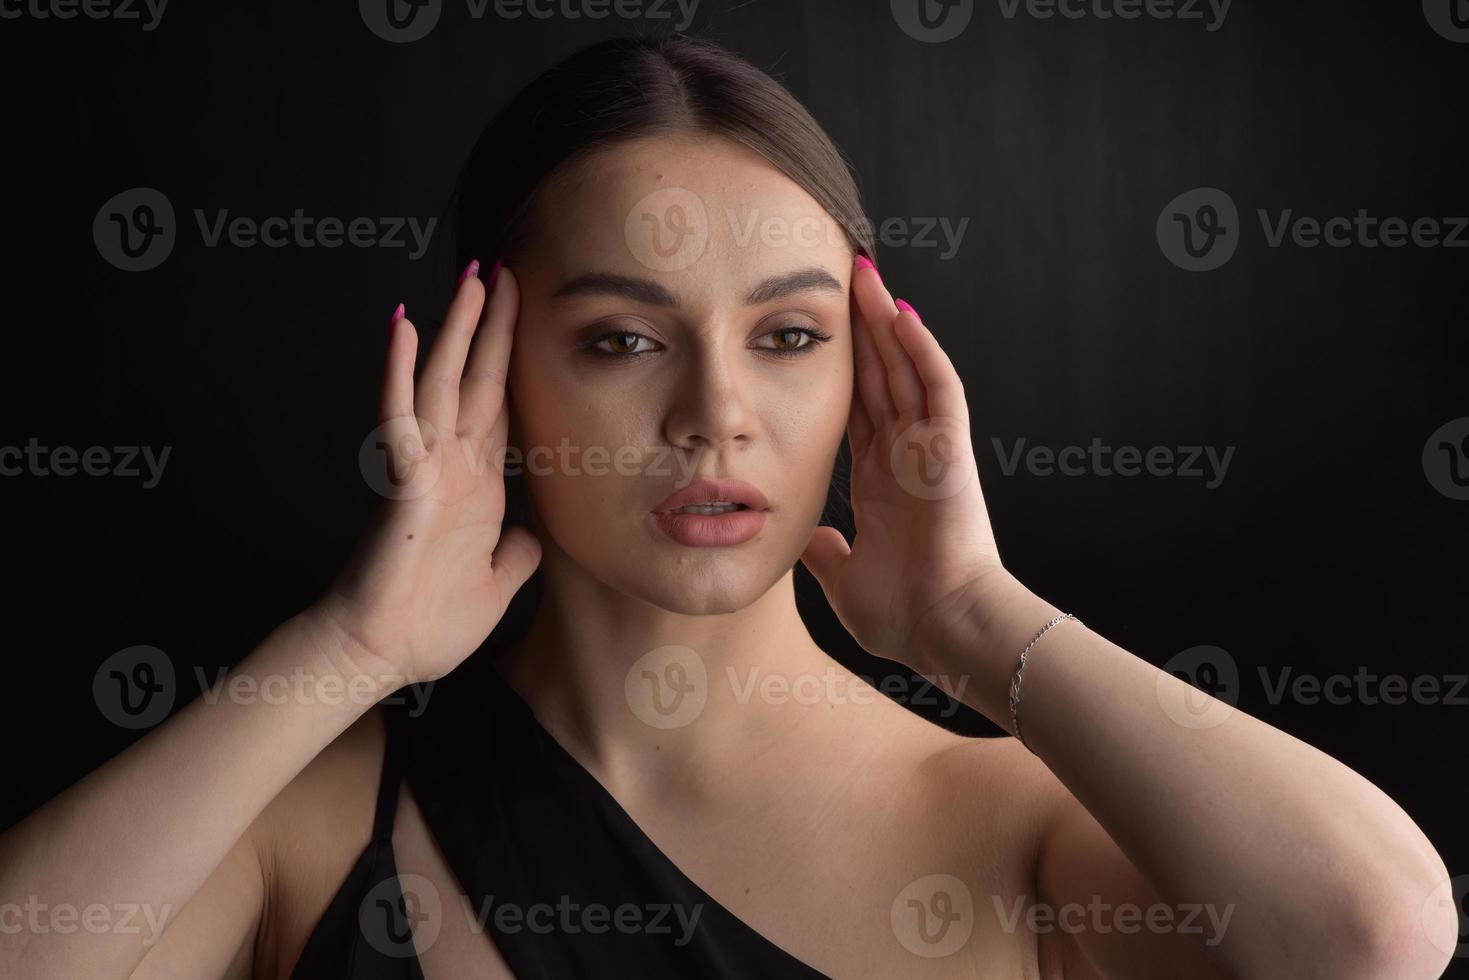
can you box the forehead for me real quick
[533,134,853,289]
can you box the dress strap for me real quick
[370,705,408,845]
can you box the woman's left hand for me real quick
[800,255,1022,676]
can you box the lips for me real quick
[651,479,770,515]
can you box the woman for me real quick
[0,33,1456,980]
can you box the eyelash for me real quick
[580,325,834,361]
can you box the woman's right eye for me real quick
[584,330,663,358]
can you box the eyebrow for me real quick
[550,266,845,307]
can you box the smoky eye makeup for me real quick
[574,320,835,362]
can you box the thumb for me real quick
[490,524,543,605]
[800,525,851,596]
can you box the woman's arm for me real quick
[0,262,539,979]
[800,253,1456,979]
[919,574,1456,979]
[0,610,383,979]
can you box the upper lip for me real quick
[652,479,770,514]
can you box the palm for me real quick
[324,266,541,685]
[801,261,1003,674]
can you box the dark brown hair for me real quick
[449,31,876,270]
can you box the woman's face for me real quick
[506,134,855,615]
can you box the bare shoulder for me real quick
[250,706,390,977]
[918,731,1073,861]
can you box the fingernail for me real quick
[487,258,504,292]
[895,298,919,319]
[389,302,405,327]
[456,259,480,287]
[854,254,875,272]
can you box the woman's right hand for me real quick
[313,260,542,687]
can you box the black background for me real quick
[2,0,1465,958]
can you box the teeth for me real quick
[674,502,745,515]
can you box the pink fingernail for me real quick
[456,259,480,287]
[895,298,919,319]
[854,254,875,271]
[487,257,504,292]
[389,302,405,326]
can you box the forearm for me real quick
[924,572,1454,978]
[0,609,386,979]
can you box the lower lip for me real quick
[650,507,768,547]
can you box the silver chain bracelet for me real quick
[1008,612,1080,751]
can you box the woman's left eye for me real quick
[751,325,831,358]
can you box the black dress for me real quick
[288,660,832,979]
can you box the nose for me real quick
[662,335,757,453]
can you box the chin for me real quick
[617,548,788,616]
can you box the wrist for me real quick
[289,600,410,700]
[913,569,1064,725]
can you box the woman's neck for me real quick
[493,539,853,802]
